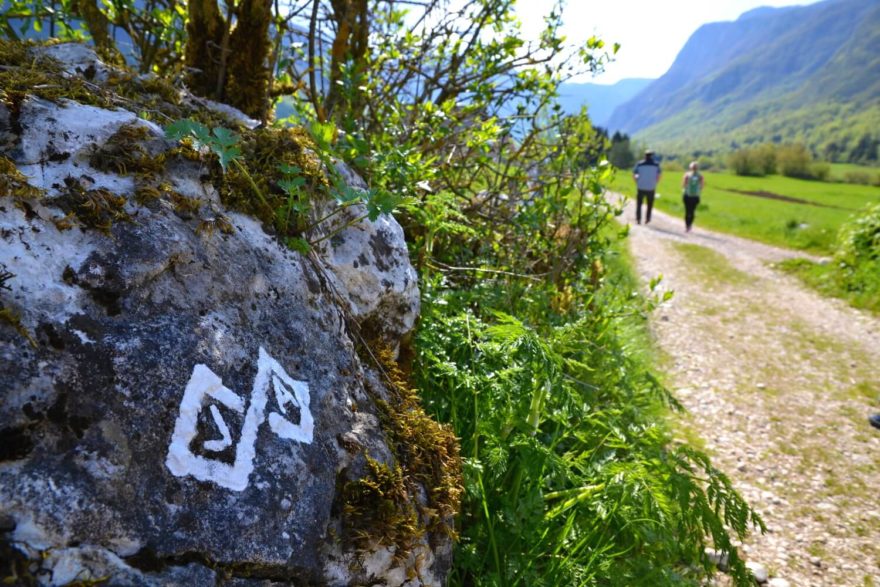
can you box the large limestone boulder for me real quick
[0,44,457,586]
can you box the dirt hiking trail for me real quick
[622,200,880,586]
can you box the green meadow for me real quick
[608,169,880,255]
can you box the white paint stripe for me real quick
[165,347,315,491]
[203,404,233,452]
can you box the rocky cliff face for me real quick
[0,43,458,586]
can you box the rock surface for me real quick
[0,44,451,586]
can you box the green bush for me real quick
[786,202,880,314]
[810,161,831,182]
[417,278,763,586]
[728,149,764,176]
[834,202,880,306]
[844,170,872,185]
[727,143,776,176]
[776,143,814,179]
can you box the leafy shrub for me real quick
[728,149,764,176]
[776,143,814,179]
[844,170,873,185]
[663,159,685,172]
[416,265,763,585]
[727,143,776,176]
[834,202,880,304]
[810,162,831,182]
[781,203,880,314]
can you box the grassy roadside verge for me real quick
[413,216,764,585]
[778,258,880,315]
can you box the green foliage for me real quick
[776,143,814,179]
[163,118,406,250]
[416,273,762,585]
[728,144,776,177]
[165,118,240,171]
[608,131,635,169]
[780,203,880,314]
[833,202,880,307]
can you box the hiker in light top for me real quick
[632,150,662,224]
[681,161,704,232]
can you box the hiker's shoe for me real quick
[870,414,880,430]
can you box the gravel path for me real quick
[622,199,880,586]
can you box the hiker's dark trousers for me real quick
[636,190,655,223]
[683,195,700,228]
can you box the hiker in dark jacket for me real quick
[632,150,662,224]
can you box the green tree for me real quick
[776,143,814,178]
[608,130,635,169]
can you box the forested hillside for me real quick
[608,0,880,163]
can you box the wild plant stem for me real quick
[232,158,272,214]
[307,211,370,246]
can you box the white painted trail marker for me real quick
[165,347,314,491]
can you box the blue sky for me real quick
[516,0,824,84]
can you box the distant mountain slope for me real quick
[557,79,652,128]
[607,0,880,163]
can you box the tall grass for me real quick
[414,229,763,585]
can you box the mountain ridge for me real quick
[557,78,652,128]
[606,0,880,163]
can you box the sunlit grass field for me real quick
[607,168,880,255]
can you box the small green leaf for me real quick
[165,118,211,148]
[211,126,239,148]
[286,237,311,254]
[214,144,241,172]
[278,163,302,175]
[278,177,306,194]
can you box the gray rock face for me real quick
[315,197,420,347]
[0,45,450,586]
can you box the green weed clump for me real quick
[411,190,763,586]
[783,202,880,313]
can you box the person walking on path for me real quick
[633,150,662,224]
[681,161,704,232]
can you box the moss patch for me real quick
[342,456,422,559]
[55,179,131,233]
[89,123,164,179]
[0,155,43,201]
[342,342,462,558]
